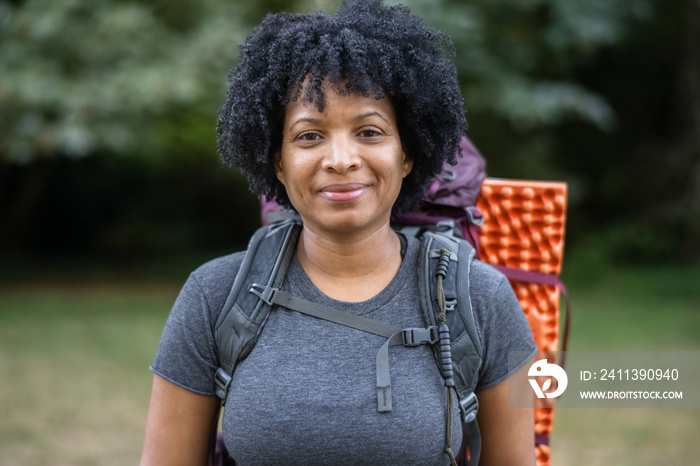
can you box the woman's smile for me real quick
[319,183,370,202]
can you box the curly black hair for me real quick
[217,0,467,211]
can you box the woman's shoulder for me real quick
[468,257,524,324]
[467,258,537,389]
[190,250,247,283]
[183,251,247,318]
[468,258,512,294]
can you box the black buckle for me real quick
[402,326,439,347]
[248,283,277,305]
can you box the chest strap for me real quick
[247,283,439,413]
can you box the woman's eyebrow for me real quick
[289,117,322,131]
[289,112,389,131]
[354,111,389,124]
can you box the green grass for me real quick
[551,265,700,466]
[0,265,698,465]
[0,280,178,466]
[563,265,700,351]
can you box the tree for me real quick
[398,0,700,264]
[1,0,698,264]
[0,0,336,255]
[0,0,249,163]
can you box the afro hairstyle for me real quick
[216,0,467,211]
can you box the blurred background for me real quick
[1,0,698,465]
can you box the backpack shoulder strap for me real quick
[419,230,484,394]
[418,229,484,464]
[213,219,302,401]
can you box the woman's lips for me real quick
[319,183,369,202]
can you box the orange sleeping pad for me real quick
[476,178,568,466]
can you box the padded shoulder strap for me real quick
[419,231,483,395]
[213,219,301,400]
[419,231,484,464]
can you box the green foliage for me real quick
[1,0,698,265]
[395,0,654,131]
[0,0,246,162]
[0,0,655,163]
[397,0,700,265]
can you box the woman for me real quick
[141,1,536,465]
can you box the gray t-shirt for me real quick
[151,235,536,465]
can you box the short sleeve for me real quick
[150,252,245,396]
[469,260,538,391]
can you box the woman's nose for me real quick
[321,137,361,173]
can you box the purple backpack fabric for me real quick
[390,136,486,249]
[261,136,487,250]
[208,433,233,466]
[393,136,486,221]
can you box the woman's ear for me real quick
[274,151,285,185]
[402,151,413,178]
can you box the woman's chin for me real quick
[302,209,385,236]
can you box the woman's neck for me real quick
[296,223,403,302]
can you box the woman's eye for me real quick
[298,132,321,141]
[359,129,381,138]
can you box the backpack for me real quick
[211,136,569,466]
[391,136,570,466]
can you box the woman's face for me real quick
[275,85,413,237]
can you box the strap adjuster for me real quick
[459,392,479,423]
[441,168,457,182]
[214,367,233,401]
[402,326,439,347]
[465,206,484,226]
[248,283,277,305]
